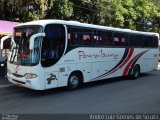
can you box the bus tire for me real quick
[131,65,140,79]
[67,72,82,90]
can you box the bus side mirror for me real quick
[29,33,45,50]
[0,35,12,49]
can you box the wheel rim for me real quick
[134,70,139,77]
[134,66,139,78]
[70,76,79,86]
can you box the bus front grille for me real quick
[12,79,25,84]
[12,73,24,78]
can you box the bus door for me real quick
[41,24,65,89]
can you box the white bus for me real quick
[2,20,159,90]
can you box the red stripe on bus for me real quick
[123,51,146,76]
[106,48,134,76]
[118,48,134,69]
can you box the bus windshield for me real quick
[10,25,43,66]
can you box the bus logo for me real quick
[47,74,57,84]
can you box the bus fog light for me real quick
[25,73,38,79]
[26,80,31,85]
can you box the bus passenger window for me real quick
[106,31,113,46]
[81,28,92,46]
[70,27,82,46]
[122,33,129,47]
[153,36,158,48]
[143,36,150,47]
[95,30,106,46]
[114,32,128,47]
[82,34,91,45]
[114,32,121,46]
[129,34,142,47]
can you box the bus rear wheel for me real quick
[131,65,140,79]
[67,73,81,90]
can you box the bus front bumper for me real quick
[7,73,44,90]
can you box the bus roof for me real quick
[16,19,159,36]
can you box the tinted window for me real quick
[81,28,92,46]
[106,31,113,46]
[41,24,65,67]
[114,32,129,47]
[152,36,158,48]
[70,27,82,46]
[129,34,142,47]
[142,35,152,48]
[95,30,106,46]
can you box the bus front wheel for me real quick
[67,73,81,90]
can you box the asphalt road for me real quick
[0,69,160,114]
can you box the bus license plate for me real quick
[16,83,22,87]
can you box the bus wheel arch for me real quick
[67,71,84,89]
[130,64,140,79]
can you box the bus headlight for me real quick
[25,73,38,79]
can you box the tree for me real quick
[20,0,46,22]
[110,0,160,32]
[0,0,23,21]
[45,0,73,20]
[151,0,160,10]
[0,0,159,33]
[69,0,113,26]
[133,0,160,32]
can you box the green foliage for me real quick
[45,0,73,20]
[111,0,160,32]
[0,0,159,33]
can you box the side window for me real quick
[142,35,159,48]
[129,34,142,47]
[95,30,106,46]
[141,35,145,48]
[41,24,65,67]
[114,32,120,46]
[129,34,134,47]
[121,33,129,47]
[114,32,128,47]
[152,36,158,48]
[142,35,151,48]
[68,26,93,48]
[81,28,92,46]
[93,30,97,46]
[114,32,129,47]
[70,27,82,46]
[67,27,71,47]
[135,35,142,47]
[106,31,113,46]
